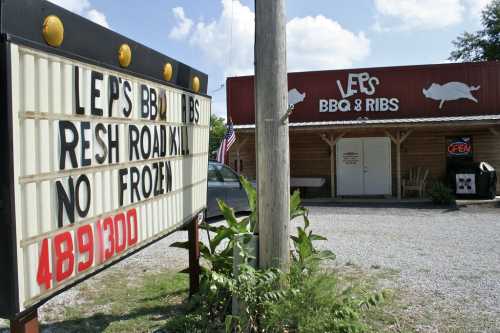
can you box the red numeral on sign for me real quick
[127,208,138,246]
[114,213,127,254]
[103,217,115,261]
[54,232,75,282]
[36,238,52,289]
[77,225,94,272]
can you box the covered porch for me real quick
[229,116,500,200]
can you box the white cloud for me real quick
[374,0,464,30]
[48,0,91,13]
[373,0,492,30]
[465,0,493,17]
[169,0,371,76]
[48,0,110,28]
[86,9,110,28]
[169,7,194,40]
[188,0,255,76]
[287,16,370,71]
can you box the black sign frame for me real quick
[0,0,210,319]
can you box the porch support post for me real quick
[234,137,248,173]
[320,132,346,198]
[396,131,402,200]
[385,129,413,200]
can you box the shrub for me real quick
[170,177,386,333]
[428,182,456,205]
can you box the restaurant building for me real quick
[226,62,500,199]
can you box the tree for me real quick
[449,0,500,62]
[209,115,226,157]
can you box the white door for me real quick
[363,137,392,195]
[336,138,392,196]
[336,138,364,195]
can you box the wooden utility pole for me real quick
[255,0,290,270]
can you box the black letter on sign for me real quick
[129,125,140,161]
[75,174,91,218]
[194,99,200,123]
[130,167,140,203]
[150,88,157,120]
[140,125,151,160]
[153,162,164,196]
[182,126,189,156]
[158,161,165,195]
[108,75,119,117]
[189,96,195,123]
[108,124,120,164]
[56,177,75,228]
[75,66,85,115]
[181,94,187,123]
[91,71,104,116]
[165,161,172,193]
[169,126,178,156]
[80,121,91,167]
[59,121,78,170]
[141,85,149,118]
[142,165,153,199]
[119,168,128,206]
[160,125,167,157]
[123,80,132,117]
[95,123,108,164]
[152,126,160,158]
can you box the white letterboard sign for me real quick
[9,44,210,310]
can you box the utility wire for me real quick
[210,83,225,94]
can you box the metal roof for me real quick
[234,115,500,130]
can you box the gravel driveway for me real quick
[2,203,499,332]
[308,203,500,332]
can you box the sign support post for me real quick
[10,309,39,333]
[255,0,290,270]
[188,216,200,297]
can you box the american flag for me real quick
[216,122,236,164]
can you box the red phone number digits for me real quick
[36,208,139,290]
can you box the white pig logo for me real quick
[423,82,480,109]
[288,88,306,108]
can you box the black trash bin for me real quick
[476,162,496,199]
[448,162,496,199]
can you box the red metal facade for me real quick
[227,61,500,125]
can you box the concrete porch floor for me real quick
[302,196,500,206]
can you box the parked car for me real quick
[206,161,250,219]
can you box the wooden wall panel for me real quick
[232,126,500,197]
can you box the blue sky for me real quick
[50,0,490,117]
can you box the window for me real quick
[217,165,239,183]
[208,164,222,182]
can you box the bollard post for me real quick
[10,308,39,333]
[188,214,201,297]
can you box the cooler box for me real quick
[449,162,496,199]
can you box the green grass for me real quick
[41,271,190,333]
[24,265,494,333]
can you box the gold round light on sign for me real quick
[42,15,64,47]
[192,76,201,93]
[163,63,173,81]
[118,44,132,68]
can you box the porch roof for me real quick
[233,114,500,132]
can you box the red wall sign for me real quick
[227,62,500,125]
